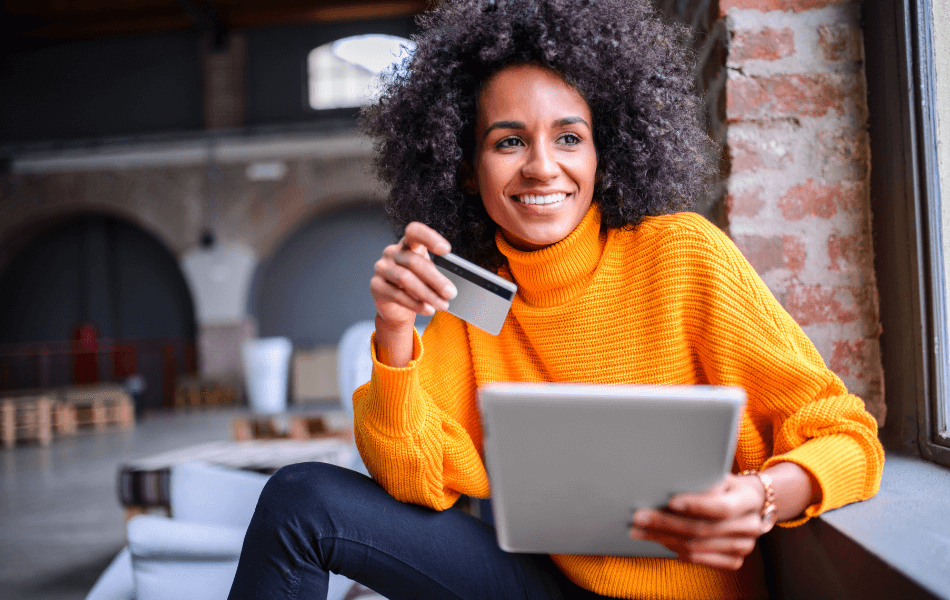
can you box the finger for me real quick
[668,478,762,521]
[370,275,435,316]
[402,222,452,255]
[387,246,457,301]
[689,552,746,571]
[632,509,761,540]
[374,259,449,312]
[630,528,757,558]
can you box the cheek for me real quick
[569,156,598,191]
[476,156,514,195]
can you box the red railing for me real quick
[0,337,197,412]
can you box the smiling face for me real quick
[471,64,598,251]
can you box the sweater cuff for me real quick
[763,433,869,527]
[362,328,426,438]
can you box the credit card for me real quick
[430,252,517,335]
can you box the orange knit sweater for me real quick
[353,205,884,600]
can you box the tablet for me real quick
[478,382,746,557]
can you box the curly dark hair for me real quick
[361,0,716,270]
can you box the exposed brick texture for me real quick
[727,73,864,122]
[720,0,884,422]
[818,24,863,62]
[829,339,881,381]
[730,27,794,63]
[777,179,865,220]
[725,187,765,217]
[729,137,793,172]
[733,233,805,274]
[784,284,858,326]
[817,127,869,180]
[827,233,860,272]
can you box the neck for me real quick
[496,204,607,307]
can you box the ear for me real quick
[460,162,478,195]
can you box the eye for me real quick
[558,133,582,145]
[495,136,524,150]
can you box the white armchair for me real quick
[126,462,268,600]
[336,320,376,479]
[85,462,267,600]
[336,319,376,418]
[87,320,384,600]
[86,462,356,600]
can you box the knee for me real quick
[256,462,370,523]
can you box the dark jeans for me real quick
[228,462,612,600]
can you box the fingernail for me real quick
[669,499,687,511]
[445,283,458,299]
[423,303,435,316]
[629,527,645,539]
[633,511,650,526]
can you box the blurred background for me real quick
[0,0,429,412]
[0,3,432,599]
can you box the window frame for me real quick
[913,0,950,461]
[306,34,415,112]
[866,0,950,466]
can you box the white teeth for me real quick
[516,193,567,205]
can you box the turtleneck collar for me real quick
[495,203,607,307]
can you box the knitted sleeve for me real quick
[352,312,491,510]
[673,214,884,525]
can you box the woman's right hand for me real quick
[370,222,458,367]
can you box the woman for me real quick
[229,1,884,599]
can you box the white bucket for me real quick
[241,337,293,414]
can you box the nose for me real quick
[521,143,559,181]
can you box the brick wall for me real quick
[657,0,885,422]
[201,33,248,130]
[0,150,383,262]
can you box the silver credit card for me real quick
[431,252,517,335]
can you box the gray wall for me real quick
[0,33,204,143]
[0,214,196,343]
[250,203,397,347]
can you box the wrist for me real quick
[373,314,416,368]
[741,470,778,533]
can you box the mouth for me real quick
[513,192,568,205]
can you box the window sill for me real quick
[767,452,950,599]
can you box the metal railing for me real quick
[0,337,197,413]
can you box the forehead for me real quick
[476,64,592,125]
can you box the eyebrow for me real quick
[484,116,591,135]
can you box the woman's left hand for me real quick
[629,473,766,571]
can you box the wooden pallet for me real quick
[174,378,239,409]
[231,414,352,442]
[53,401,78,435]
[1,395,54,448]
[61,385,135,431]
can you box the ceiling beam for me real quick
[175,0,226,48]
[4,0,428,43]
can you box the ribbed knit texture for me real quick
[353,205,884,600]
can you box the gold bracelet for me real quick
[741,470,777,533]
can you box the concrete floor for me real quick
[0,405,384,600]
